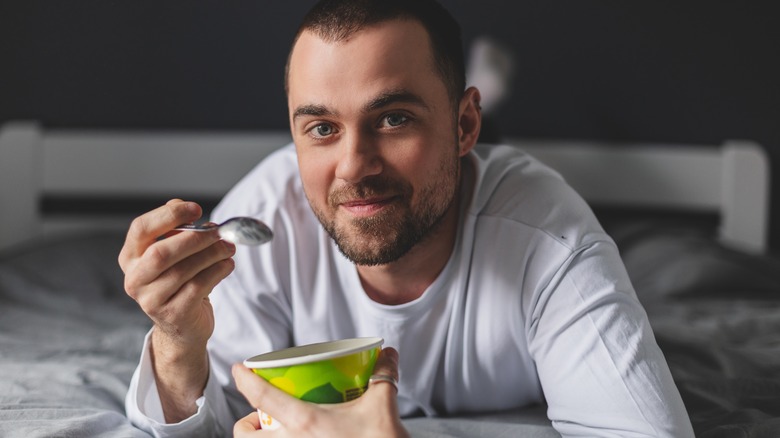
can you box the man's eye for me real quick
[312,124,334,137]
[382,113,408,127]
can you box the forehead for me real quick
[287,19,446,112]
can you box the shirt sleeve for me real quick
[527,239,695,437]
[125,329,235,438]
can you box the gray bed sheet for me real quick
[1,225,779,437]
[616,224,780,438]
[0,234,151,437]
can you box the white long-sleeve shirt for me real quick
[126,143,694,437]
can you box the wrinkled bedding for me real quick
[0,233,151,437]
[1,225,779,437]
[617,224,780,438]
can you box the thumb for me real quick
[232,363,305,422]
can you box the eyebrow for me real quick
[292,104,333,121]
[292,89,429,122]
[363,89,429,113]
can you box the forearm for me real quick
[531,241,694,436]
[150,328,210,423]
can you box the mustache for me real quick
[328,176,408,206]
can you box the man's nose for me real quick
[335,130,382,183]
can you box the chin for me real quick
[334,232,411,266]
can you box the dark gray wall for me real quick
[1,1,778,248]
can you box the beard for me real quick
[308,148,460,266]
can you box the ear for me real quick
[456,87,482,157]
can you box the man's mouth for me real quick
[339,196,396,217]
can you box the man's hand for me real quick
[118,199,236,422]
[232,347,409,438]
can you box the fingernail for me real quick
[185,202,200,214]
[383,347,399,365]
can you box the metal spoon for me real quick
[174,217,273,246]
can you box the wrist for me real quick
[151,328,207,364]
[150,328,210,422]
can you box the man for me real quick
[121,0,695,436]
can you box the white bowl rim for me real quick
[243,337,384,369]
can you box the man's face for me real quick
[287,19,465,266]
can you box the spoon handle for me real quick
[174,224,217,231]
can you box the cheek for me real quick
[297,154,333,203]
[403,137,454,175]
[393,148,450,202]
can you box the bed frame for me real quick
[0,120,770,253]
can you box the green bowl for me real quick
[244,337,383,404]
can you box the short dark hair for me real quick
[285,0,465,105]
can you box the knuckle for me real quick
[178,277,205,299]
[117,250,128,271]
[124,276,142,299]
[133,293,156,316]
[161,261,187,283]
[139,294,171,322]
[182,262,232,297]
[144,244,169,271]
[134,293,153,313]
[123,262,146,299]
[166,200,199,223]
[178,278,198,295]
[128,215,150,240]
[163,203,179,222]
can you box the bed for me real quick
[1,120,778,437]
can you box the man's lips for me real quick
[338,196,396,216]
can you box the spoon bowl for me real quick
[175,217,273,246]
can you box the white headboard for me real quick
[0,120,770,253]
[510,138,770,253]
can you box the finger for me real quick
[127,224,224,288]
[233,364,309,424]
[120,200,203,264]
[234,411,262,435]
[136,251,234,323]
[158,220,217,240]
[372,347,400,385]
[166,251,235,305]
[143,239,236,301]
[365,347,401,409]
